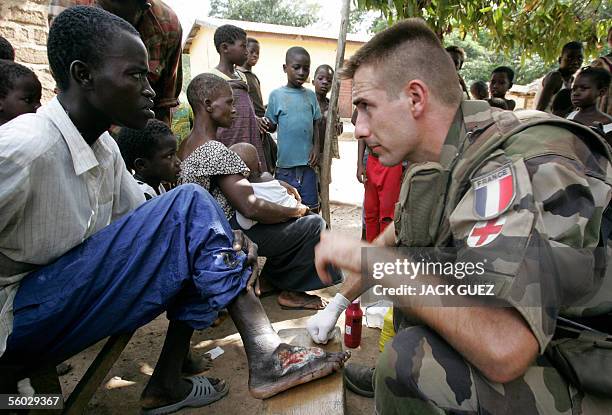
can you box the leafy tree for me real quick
[355,0,611,63]
[444,31,556,86]
[209,0,319,27]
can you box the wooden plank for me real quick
[62,332,134,415]
[261,327,344,415]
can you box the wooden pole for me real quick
[320,0,351,227]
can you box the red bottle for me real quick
[344,299,363,348]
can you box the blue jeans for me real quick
[275,166,319,209]
[4,184,251,368]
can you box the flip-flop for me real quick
[278,293,328,310]
[141,376,229,415]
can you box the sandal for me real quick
[278,291,328,310]
[141,376,229,415]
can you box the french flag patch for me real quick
[471,164,515,219]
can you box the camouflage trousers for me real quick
[374,326,612,414]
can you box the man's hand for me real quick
[278,180,302,203]
[232,230,260,294]
[309,148,320,167]
[356,163,366,184]
[314,231,365,285]
[307,293,350,344]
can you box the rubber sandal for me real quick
[141,376,229,415]
[343,363,375,398]
[278,292,328,310]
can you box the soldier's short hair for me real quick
[187,73,231,109]
[578,66,611,90]
[341,18,462,107]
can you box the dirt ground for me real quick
[57,204,378,415]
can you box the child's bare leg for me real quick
[140,320,224,409]
[228,289,349,399]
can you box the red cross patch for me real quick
[467,216,506,247]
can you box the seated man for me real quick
[309,19,612,414]
[0,6,348,413]
[48,0,182,125]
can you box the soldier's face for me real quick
[352,65,423,166]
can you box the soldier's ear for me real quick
[403,79,427,119]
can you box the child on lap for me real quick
[265,47,322,212]
[230,142,305,230]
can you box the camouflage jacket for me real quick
[394,100,612,352]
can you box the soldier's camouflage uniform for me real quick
[375,100,612,414]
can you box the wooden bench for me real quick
[28,331,134,415]
[261,327,345,415]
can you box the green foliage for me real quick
[444,31,556,85]
[209,0,320,27]
[355,0,612,63]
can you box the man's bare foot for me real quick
[248,343,350,399]
[278,291,328,310]
[182,352,212,375]
[140,377,226,409]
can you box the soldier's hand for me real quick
[307,293,350,344]
[315,231,364,285]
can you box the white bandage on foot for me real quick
[306,293,350,344]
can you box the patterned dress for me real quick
[178,140,249,219]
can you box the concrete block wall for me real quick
[0,0,55,102]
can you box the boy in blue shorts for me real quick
[265,46,322,211]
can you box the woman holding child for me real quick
[178,73,343,310]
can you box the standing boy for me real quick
[0,60,42,126]
[237,37,277,173]
[535,41,583,112]
[313,64,341,164]
[238,38,266,119]
[567,66,612,142]
[208,25,269,172]
[445,45,470,99]
[489,66,516,110]
[265,47,321,211]
[590,26,612,116]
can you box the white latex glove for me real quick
[306,293,350,344]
